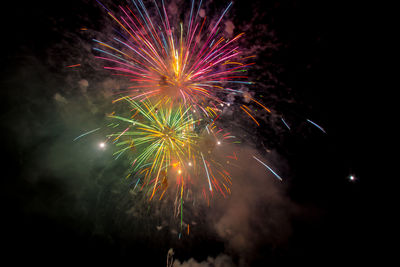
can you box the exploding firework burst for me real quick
[106,97,197,198]
[106,96,235,199]
[101,96,237,232]
[93,0,256,117]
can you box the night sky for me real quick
[1,0,371,266]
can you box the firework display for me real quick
[77,0,287,235]
[2,0,364,264]
[88,2,254,192]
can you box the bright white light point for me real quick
[188,162,192,166]
[217,141,221,145]
[227,103,230,107]
[99,142,105,148]
[178,169,182,174]
[349,175,356,181]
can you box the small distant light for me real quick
[227,103,230,107]
[188,162,192,166]
[217,141,221,145]
[178,169,182,174]
[348,175,356,182]
[99,142,105,148]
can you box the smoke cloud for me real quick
[201,146,297,265]
[173,254,236,267]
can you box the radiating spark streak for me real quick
[114,146,131,159]
[240,105,260,126]
[307,119,326,134]
[95,0,111,13]
[223,88,243,93]
[133,178,141,190]
[73,128,101,141]
[65,64,81,68]
[201,152,212,192]
[180,183,183,230]
[253,155,283,181]
[250,97,271,113]
[281,118,291,130]
[113,127,130,142]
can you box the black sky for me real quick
[0,0,372,266]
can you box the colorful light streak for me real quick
[253,155,283,181]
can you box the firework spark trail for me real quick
[307,119,327,134]
[240,105,260,126]
[252,155,283,181]
[73,128,101,141]
[281,118,291,130]
[65,64,81,68]
[201,152,212,192]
